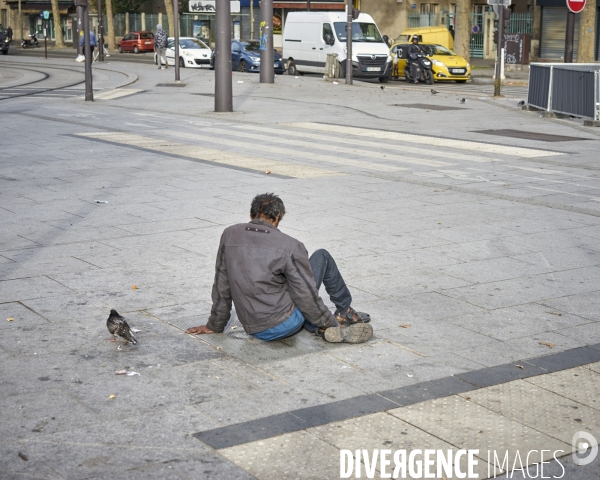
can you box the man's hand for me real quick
[185,325,215,335]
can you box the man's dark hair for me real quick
[250,193,286,222]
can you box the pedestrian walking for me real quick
[154,24,168,69]
[93,34,110,61]
[449,25,455,39]
[6,26,13,42]
[79,30,98,59]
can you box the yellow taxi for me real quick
[390,43,471,83]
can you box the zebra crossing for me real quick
[76,122,564,180]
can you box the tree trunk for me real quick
[164,0,175,36]
[50,0,66,47]
[577,0,596,62]
[106,0,116,50]
[454,0,471,60]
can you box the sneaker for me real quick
[324,323,373,344]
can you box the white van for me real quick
[283,12,391,82]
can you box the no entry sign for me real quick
[566,0,586,13]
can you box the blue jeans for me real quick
[254,249,351,341]
[253,307,305,341]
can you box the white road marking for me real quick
[289,123,565,159]
[170,131,405,173]
[75,132,343,178]
[528,186,600,201]
[230,124,488,164]
[94,89,142,100]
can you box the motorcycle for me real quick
[21,33,39,48]
[404,52,434,85]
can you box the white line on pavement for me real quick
[230,124,489,164]
[289,123,565,159]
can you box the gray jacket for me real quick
[206,219,337,334]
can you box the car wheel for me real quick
[133,46,139,54]
[378,75,390,84]
[425,70,434,85]
[287,59,297,75]
[179,57,185,68]
[238,60,247,73]
[2,49,7,55]
[118,46,123,54]
[455,80,467,83]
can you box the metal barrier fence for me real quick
[527,63,600,121]
[408,13,442,28]
[505,13,533,35]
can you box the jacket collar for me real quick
[250,218,278,231]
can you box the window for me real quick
[333,22,383,43]
[322,23,333,42]
[140,32,153,39]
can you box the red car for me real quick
[117,31,154,54]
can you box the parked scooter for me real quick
[21,33,39,48]
[404,52,434,85]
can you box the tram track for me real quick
[0,63,86,101]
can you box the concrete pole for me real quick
[97,0,103,61]
[531,3,541,60]
[174,0,180,81]
[494,6,505,97]
[215,0,232,112]
[345,0,352,85]
[577,0,596,62]
[260,0,274,83]
[454,0,471,60]
[250,0,254,39]
[80,0,94,101]
[18,0,22,41]
[564,11,575,63]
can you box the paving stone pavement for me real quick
[1,56,600,479]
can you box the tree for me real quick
[50,0,66,47]
[105,0,117,50]
[454,0,471,60]
[577,0,596,62]
[164,0,174,36]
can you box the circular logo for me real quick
[572,431,598,466]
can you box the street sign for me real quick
[43,10,50,19]
[472,24,480,34]
[566,0,585,13]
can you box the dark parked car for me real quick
[118,31,154,54]
[210,40,285,74]
[0,24,9,55]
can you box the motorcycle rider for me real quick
[407,35,422,84]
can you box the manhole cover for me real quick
[392,103,465,111]
[155,83,187,87]
[473,129,589,142]
[167,311,365,365]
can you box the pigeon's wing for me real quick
[116,318,137,344]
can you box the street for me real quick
[1,53,600,479]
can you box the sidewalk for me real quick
[1,57,600,479]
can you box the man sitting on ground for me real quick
[186,193,373,343]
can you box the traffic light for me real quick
[493,29,499,44]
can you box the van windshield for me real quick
[333,23,383,43]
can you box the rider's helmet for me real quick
[411,35,419,43]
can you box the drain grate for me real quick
[473,129,590,142]
[167,311,363,365]
[392,103,466,111]
[155,83,187,87]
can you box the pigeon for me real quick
[380,85,385,90]
[518,100,526,106]
[459,98,466,103]
[430,89,439,95]
[106,309,137,345]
